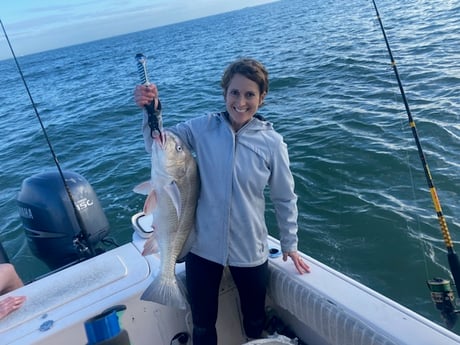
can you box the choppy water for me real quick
[1,0,459,334]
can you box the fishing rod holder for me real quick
[427,277,459,329]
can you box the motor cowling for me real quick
[17,170,110,270]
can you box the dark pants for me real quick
[186,253,268,345]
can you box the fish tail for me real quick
[140,275,187,310]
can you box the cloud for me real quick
[0,0,278,59]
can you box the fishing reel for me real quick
[427,278,459,329]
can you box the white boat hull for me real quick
[1,213,459,345]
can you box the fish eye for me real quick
[176,145,183,152]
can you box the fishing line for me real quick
[371,0,459,326]
[391,85,434,283]
[0,19,96,257]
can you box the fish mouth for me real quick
[153,131,167,148]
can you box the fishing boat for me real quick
[1,1,460,343]
[1,190,460,345]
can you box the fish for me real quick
[134,130,199,309]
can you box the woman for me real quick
[135,58,310,344]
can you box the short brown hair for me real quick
[221,58,269,96]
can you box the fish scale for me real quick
[136,131,199,309]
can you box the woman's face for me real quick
[225,73,266,131]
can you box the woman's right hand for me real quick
[134,84,159,110]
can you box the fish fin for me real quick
[143,190,158,214]
[140,275,188,310]
[163,181,182,220]
[142,232,159,255]
[133,181,152,195]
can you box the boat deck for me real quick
[1,219,459,345]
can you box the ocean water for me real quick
[1,0,459,334]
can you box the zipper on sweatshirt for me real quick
[222,119,236,265]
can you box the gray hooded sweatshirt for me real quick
[143,111,299,267]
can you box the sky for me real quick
[0,0,277,60]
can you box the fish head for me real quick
[150,131,194,187]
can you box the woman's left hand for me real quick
[283,251,311,274]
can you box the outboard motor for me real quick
[17,170,110,270]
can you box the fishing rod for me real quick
[371,0,460,328]
[0,19,96,258]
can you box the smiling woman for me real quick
[0,0,459,340]
[224,74,264,130]
[133,56,309,344]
